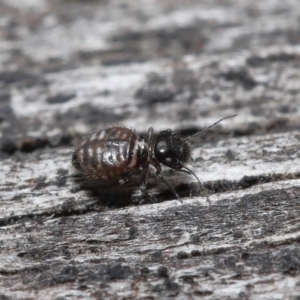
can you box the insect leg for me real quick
[147,127,154,143]
[140,166,150,190]
[180,167,211,206]
[133,166,154,204]
[118,172,133,185]
[149,155,182,202]
[155,170,182,203]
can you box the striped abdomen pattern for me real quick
[72,127,148,184]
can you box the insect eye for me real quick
[156,139,168,153]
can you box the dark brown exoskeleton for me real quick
[72,115,236,202]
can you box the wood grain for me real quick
[0,0,300,299]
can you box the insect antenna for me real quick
[181,166,201,185]
[180,167,211,205]
[184,114,237,141]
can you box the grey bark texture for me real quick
[0,0,300,299]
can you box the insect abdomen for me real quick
[72,127,144,184]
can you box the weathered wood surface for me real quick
[1,0,300,299]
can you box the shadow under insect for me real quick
[72,173,205,207]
